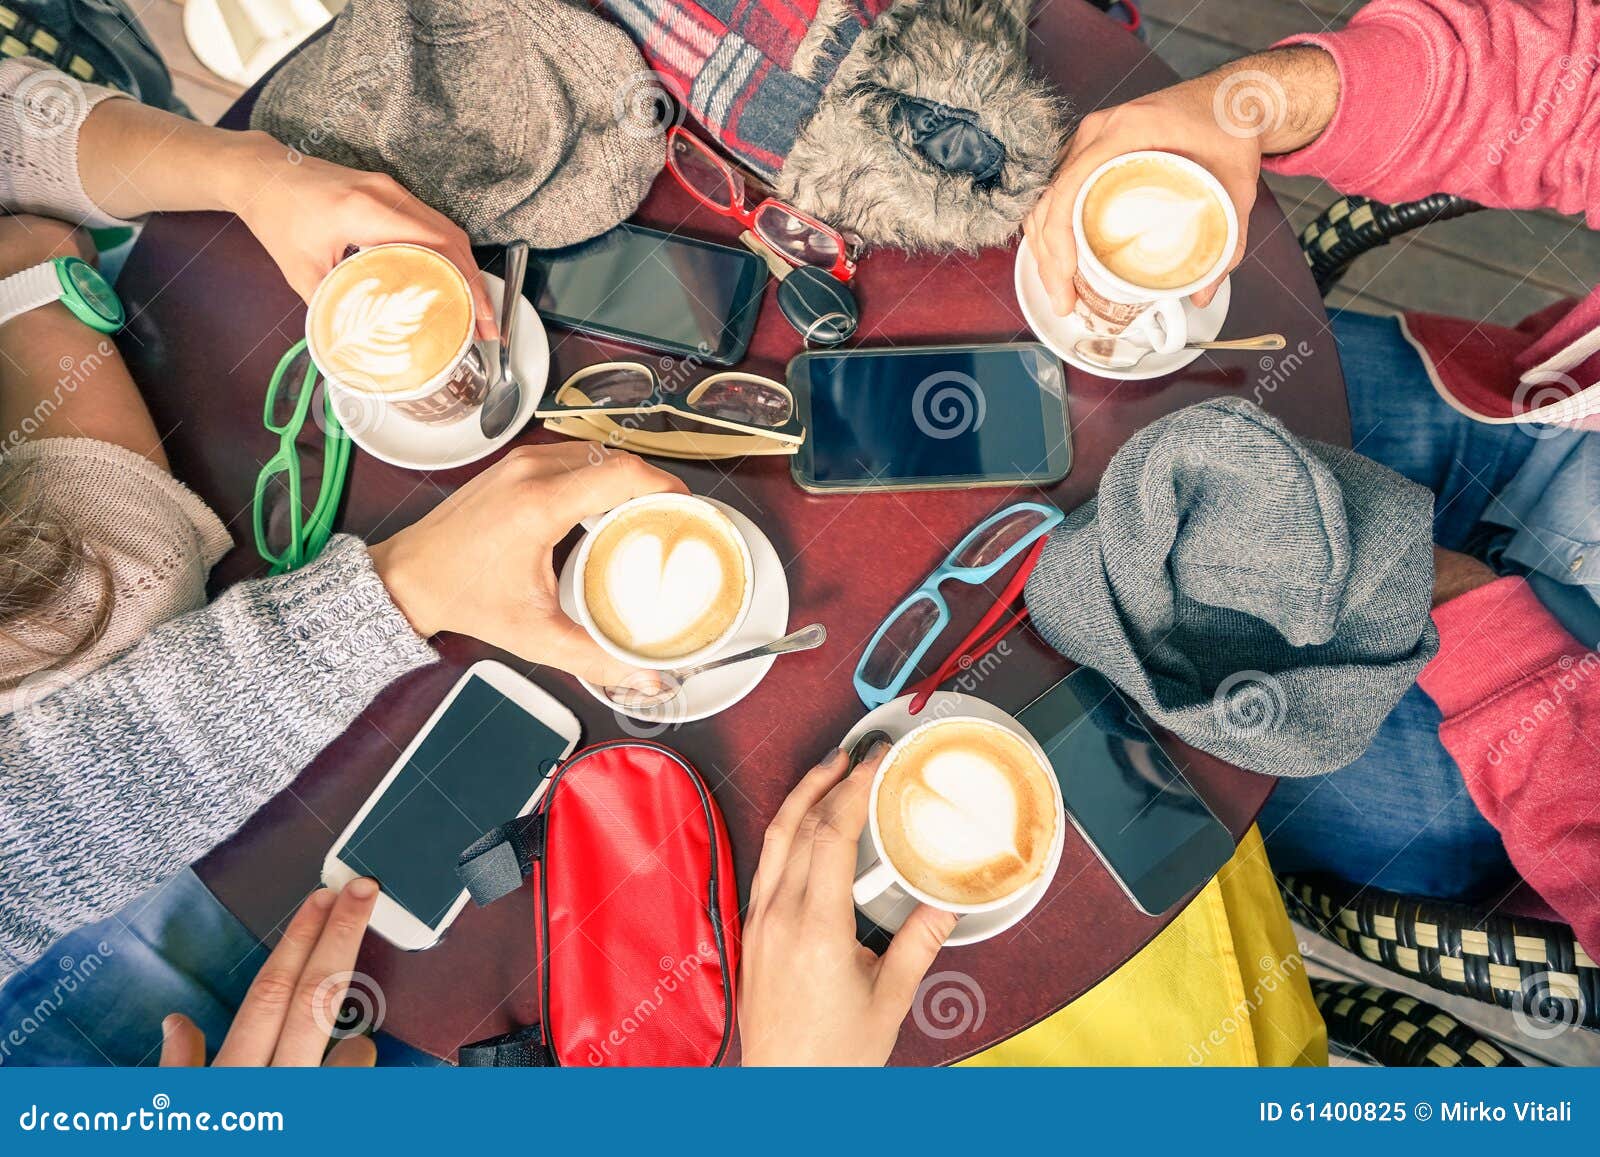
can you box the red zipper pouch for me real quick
[455,740,740,1067]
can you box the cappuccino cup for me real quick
[573,494,755,670]
[854,715,1065,915]
[1071,150,1238,356]
[306,243,487,427]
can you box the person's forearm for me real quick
[1208,47,1340,157]
[0,536,435,984]
[74,96,281,221]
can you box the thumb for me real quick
[536,617,662,691]
[159,1014,208,1067]
[324,1034,378,1068]
[874,904,960,1011]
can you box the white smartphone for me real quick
[322,660,581,950]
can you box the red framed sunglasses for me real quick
[666,126,859,282]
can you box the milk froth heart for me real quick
[582,499,750,662]
[1081,156,1231,291]
[308,244,474,396]
[875,718,1058,907]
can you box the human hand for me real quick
[1024,47,1338,316]
[738,743,959,1066]
[367,442,689,688]
[1432,545,1499,608]
[230,138,497,339]
[0,214,96,280]
[160,880,381,1067]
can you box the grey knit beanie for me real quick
[1024,398,1439,778]
[250,0,664,248]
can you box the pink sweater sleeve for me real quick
[1417,577,1600,959]
[1264,0,1600,224]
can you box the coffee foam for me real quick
[876,720,1057,907]
[1082,158,1230,291]
[583,503,747,661]
[308,246,472,396]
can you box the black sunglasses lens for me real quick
[560,365,655,408]
[690,378,793,428]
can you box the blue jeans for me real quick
[0,870,438,1067]
[1258,310,1529,901]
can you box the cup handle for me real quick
[852,859,898,908]
[1129,298,1188,356]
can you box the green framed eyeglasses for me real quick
[252,340,351,575]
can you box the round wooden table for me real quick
[115,1,1348,1064]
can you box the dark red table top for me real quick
[115,2,1348,1064]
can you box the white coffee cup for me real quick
[572,493,756,671]
[1070,150,1239,356]
[853,714,1066,916]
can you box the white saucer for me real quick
[558,498,790,726]
[1014,236,1232,382]
[326,271,549,471]
[841,692,1066,947]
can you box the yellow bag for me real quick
[962,826,1327,1067]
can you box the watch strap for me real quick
[0,262,63,326]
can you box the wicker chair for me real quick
[1281,873,1599,1064]
[1298,193,1481,296]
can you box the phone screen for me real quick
[335,676,571,929]
[532,225,762,360]
[793,345,1069,488]
[1017,668,1233,913]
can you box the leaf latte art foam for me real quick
[876,719,1057,907]
[583,502,748,661]
[1081,157,1230,291]
[308,245,473,395]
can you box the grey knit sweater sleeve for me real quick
[0,536,437,985]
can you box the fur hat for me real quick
[603,0,1066,252]
[250,0,665,249]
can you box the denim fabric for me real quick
[0,870,439,1067]
[1258,310,1521,900]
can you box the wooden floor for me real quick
[135,0,1600,320]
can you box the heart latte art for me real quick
[583,501,749,661]
[1081,156,1230,291]
[877,720,1058,907]
[308,245,473,396]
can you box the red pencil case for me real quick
[455,740,740,1067]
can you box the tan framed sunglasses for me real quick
[535,362,804,458]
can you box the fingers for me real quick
[324,1034,379,1068]
[269,878,380,1066]
[799,745,884,917]
[1039,168,1084,316]
[752,749,851,910]
[874,904,960,1011]
[212,888,337,1066]
[543,450,689,530]
[533,616,660,689]
[158,1014,208,1067]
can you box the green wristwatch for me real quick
[0,256,125,334]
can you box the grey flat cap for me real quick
[1025,397,1439,778]
[252,0,664,248]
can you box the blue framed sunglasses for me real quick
[852,501,1065,707]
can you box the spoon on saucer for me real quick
[1074,332,1286,371]
[479,240,529,439]
[604,623,827,711]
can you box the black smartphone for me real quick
[1017,668,1234,915]
[788,343,1071,492]
[529,223,765,365]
